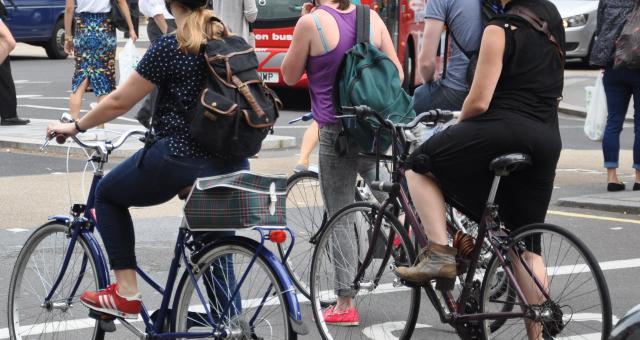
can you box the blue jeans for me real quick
[412,80,468,113]
[602,67,640,169]
[94,138,249,270]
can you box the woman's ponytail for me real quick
[176,5,227,54]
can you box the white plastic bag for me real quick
[117,39,140,86]
[583,72,608,141]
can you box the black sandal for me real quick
[607,182,626,192]
[633,183,640,191]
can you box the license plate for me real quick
[260,72,280,83]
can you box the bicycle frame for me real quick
[41,147,304,339]
[349,118,552,327]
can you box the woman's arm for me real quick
[47,73,154,137]
[459,25,505,122]
[116,0,138,42]
[370,10,403,83]
[64,0,74,54]
[0,20,16,64]
[244,0,258,23]
[281,14,313,86]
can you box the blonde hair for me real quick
[176,4,227,54]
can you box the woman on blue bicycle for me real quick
[46,0,247,318]
[395,0,564,337]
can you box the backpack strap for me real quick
[356,5,370,44]
[507,6,565,62]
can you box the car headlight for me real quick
[563,14,588,28]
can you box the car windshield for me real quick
[256,0,307,22]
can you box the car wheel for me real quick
[402,43,416,95]
[45,19,68,59]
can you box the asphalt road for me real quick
[1,47,639,339]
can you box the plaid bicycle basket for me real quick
[183,171,287,230]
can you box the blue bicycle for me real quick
[7,116,307,339]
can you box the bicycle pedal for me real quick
[99,319,117,333]
[435,278,456,291]
[88,309,116,321]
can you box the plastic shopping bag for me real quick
[117,39,140,86]
[583,72,608,141]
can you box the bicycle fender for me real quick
[80,229,111,288]
[48,215,71,224]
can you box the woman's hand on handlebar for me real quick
[46,122,78,144]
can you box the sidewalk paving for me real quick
[0,119,295,158]
[558,191,640,215]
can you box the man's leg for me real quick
[0,58,29,125]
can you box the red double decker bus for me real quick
[253,0,427,92]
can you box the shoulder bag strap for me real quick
[356,5,370,44]
[507,6,564,62]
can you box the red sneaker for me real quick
[322,305,360,326]
[80,283,141,319]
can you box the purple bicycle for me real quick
[309,106,612,340]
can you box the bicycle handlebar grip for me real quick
[370,181,397,193]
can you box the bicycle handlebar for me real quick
[341,105,460,130]
[43,113,146,154]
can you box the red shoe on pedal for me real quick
[80,283,141,319]
[322,305,360,326]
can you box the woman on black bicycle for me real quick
[46,0,246,319]
[395,0,564,336]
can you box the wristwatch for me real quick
[74,121,86,133]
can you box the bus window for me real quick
[373,0,399,49]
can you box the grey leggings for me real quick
[318,123,389,297]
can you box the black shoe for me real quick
[1,117,30,126]
[607,182,625,192]
[633,183,640,191]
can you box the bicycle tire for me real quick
[278,170,326,300]
[7,221,105,340]
[480,223,612,340]
[173,237,296,340]
[309,202,420,340]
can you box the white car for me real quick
[550,0,599,63]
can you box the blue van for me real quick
[3,0,67,59]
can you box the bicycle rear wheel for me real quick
[7,221,104,340]
[310,202,420,340]
[173,238,295,340]
[278,170,325,300]
[480,223,612,340]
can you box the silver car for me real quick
[550,0,599,63]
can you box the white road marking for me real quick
[14,80,52,84]
[16,95,42,99]
[610,227,623,231]
[18,104,87,113]
[6,228,28,233]
[363,322,431,340]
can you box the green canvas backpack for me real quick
[332,5,415,154]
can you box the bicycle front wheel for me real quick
[173,238,295,340]
[310,202,420,340]
[480,223,612,340]
[8,221,104,340]
[278,170,325,300]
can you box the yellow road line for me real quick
[548,210,640,225]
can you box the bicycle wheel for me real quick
[278,170,325,300]
[310,202,420,340]
[480,223,612,340]
[8,221,105,340]
[173,238,295,340]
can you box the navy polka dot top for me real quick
[136,35,210,158]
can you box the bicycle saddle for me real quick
[489,153,532,176]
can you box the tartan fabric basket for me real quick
[183,171,287,230]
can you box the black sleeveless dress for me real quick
[410,0,565,245]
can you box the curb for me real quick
[0,134,297,158]
[557,195,640,215]
[558,103,634,123]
